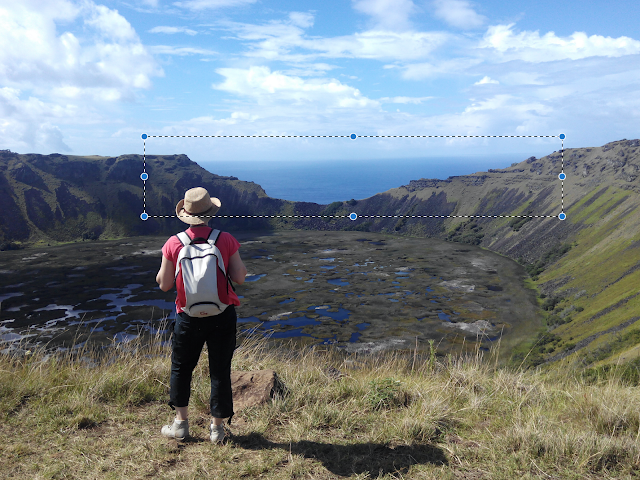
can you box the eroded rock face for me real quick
[231,369,287,412]
[11,162,49,192]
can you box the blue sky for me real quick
[1,0,639,164]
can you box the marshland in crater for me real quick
[0,230,543,365]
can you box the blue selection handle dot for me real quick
[349,212,358,221]
[559,133,565,139]
[140,212,149,221]
[558,173,566,180]
[558,213,566,220]
[140,172,149,181]
[350,133,357,140]
[141,133,148,140]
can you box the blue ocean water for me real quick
[202,154,525,205]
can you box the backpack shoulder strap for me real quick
[174,231,193,279]
[210,230,235,294]
[209,229,221,245]
[176,231,191,246]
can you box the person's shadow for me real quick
[230,431,448,477]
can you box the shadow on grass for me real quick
[230,432,448,477]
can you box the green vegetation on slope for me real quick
[445,219,485,245]
[530,184,640,369]
[508,210,533,232]
[567,186,630,225]
[522,242,575,281]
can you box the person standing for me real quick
[156,187,247,443]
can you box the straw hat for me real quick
[175,187,221,225]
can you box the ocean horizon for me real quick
[201,154,529,205]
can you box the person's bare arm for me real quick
[156,255,175,292]
[228,250,247,285]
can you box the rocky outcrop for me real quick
[0,170,30,243]
[11,162,49,192]
[231,370,288,412]
[401,178,451,192]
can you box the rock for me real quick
[445,433,480,448]
[443,319,494,335]
[617,170,637,182]
[341,338,408,355]
[439,279,475,292]
[231,370,287,412]
[607,157,626,169]
[54,160,100,185]
[559,305,575,318]
[401,178,451,191]
[11,162,49,191]
[323,366,344,380]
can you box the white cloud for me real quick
[212,66,380,109]
[432,0,485,29]
[84,4,137,41]
[352,0,418,31]
[480,24,640,62]
[34,123,71,152]
[4,3,638,159]
[0,0,80,23]
[149,26,198,35]
[330,30,447,60]
[220,18,449,62]
[380,96,434,104]
[172,0,257,11]
[281,63,340,77]
[0,0,162,152]
[288,12,314,29]
[474,76,498,85]
[455,94,553,135]
[399,57,483,79]
[418,94,554,140]
[149,46,217,56]
[0,87,77,151]
[499,72,545,86]
[0,0,162,96]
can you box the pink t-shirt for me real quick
[161,226,241,314]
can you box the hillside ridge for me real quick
[1,139,639,372]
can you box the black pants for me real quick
[168,305,237,424]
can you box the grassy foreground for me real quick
[2,321,640,479]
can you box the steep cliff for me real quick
[0,150,324,245]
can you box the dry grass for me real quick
[1,319,640,479]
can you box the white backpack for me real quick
[175,228,234,317]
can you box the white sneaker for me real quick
[161,418,189,441]
[210,422,225,444]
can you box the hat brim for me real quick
[175,197,221,224]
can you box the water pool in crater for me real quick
[307,305,351,321]
[245,274,267,282]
